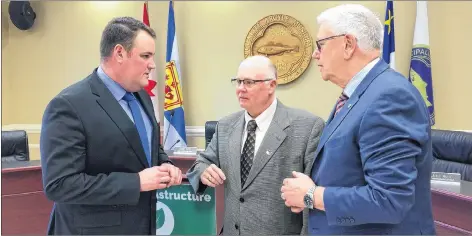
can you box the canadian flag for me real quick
[142,1,160,122]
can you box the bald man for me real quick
[186,55,325,235]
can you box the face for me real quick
[312,25,354,85]
[114,30,156,92]
[235,66,276,117]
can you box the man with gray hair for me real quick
[187,55,325,235]
[281,4,435,235]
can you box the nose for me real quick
[148,58,156,70]
[312,49,320,60]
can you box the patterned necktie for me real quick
[334,92,349,117]
[241,120,257,186]
[122,92,151,166]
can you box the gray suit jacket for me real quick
[187,100,325,235]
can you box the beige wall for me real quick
[2,1,471,131]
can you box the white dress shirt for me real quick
[241,98,278,158]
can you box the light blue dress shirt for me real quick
[97,66,153,157]
[343,58,380,97]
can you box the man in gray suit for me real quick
[40,17,182,235]
[186,55,325,235]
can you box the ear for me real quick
[113,44,127,63]
[343,35,357,59]
[268,79,277,94]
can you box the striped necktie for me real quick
[334,93,349,117]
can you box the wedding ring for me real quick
[208,176,212,182]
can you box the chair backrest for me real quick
[204,121,218,148]
[1,130,30,162]
[431,129,472,181]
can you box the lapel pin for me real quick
[347,104,352,109]
[266,150,272,155]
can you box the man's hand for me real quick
[281,171,315,209]
[200,164,226,187]
[290,207,304,213]
[160,163,182,187]
[138,166,171,192]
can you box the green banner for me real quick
[156,184,216,235]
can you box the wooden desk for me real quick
[1,156,225,235]
[3,158,471,235]
[2,160,51,235]
[431,181,472,235]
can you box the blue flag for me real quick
[163,0,187,149]
[408,1,435,125]
[382,0,395,69]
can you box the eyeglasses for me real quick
[315,34,346,52]
[230,78,274,88]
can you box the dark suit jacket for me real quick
[40,69,171,235]
[308,60,436,234]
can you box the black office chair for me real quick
[204,121,218,148]
[1,130,30,162]
[431,129,472,181]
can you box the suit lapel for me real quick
[325,104,336,125]
[312,95,359,161]
[311,60,390,165]
[227,113,245,193]
[89,71,149,168]
[242,101,288,190]
[136,90,159,128]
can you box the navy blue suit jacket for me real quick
[309,60,436,235]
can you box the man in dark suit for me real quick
[40,17,182,235]
[281,4,436,235]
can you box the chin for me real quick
[239,101,248,109]
[140,80,149,88]
[321,73,331,81]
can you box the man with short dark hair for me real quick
[41,16,182,235]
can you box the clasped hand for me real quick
[281,171,315,213]
[139,163,182,192]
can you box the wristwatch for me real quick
[303,185,317,209]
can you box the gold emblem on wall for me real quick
[244,14,313,84]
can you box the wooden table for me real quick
[2,158,471,235]
[431,181,472,235]
[2,160,51,235]
[1,156,225,235]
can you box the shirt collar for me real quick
[244,98,278,133]
[97,66,127,101]
[343,57,380,97]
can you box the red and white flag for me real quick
[142,1,160,122]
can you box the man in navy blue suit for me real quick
[281,4,436,235]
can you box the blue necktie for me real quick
[123,92,151,166]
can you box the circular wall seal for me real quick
[244,14,313,85]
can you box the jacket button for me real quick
[239,197,244,203]
[235,224,239,230]
[112,205,117,208]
